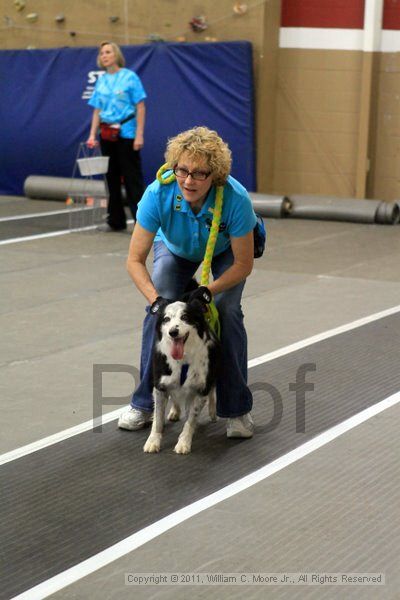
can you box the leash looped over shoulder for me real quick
[156,163,223,338]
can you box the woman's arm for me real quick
[207,231,254,296]
[87,108,101,145]
[134,101,145,151]
[126,223,157,304]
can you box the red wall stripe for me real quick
[281,1,400,31]
[383,0,400,29]
[281,0,365,29]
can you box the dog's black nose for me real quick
[169,328,179,338]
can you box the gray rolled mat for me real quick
[289,194,400,225]
[24,176,107,201]
[375,199,400,225]
[249,192,292,218]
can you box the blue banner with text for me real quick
[0,42,255,196]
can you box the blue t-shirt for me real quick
[137,174,257,262]
[88,68,146,139]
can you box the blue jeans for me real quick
[131,241,253,418]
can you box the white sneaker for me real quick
[118,407,153,430]
[226,413,254,439]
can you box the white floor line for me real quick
[0,226,96,245]
[248,303,400,368]
[0,219,134,246]
[0,408,128,466]
[1,302,400,467]
[11,390,400,600]
[0,207,92,222]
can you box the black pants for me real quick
[100,137,144,230]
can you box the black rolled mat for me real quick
[1,313,400,599]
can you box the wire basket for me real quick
[77,156,109,176]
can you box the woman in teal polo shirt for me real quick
[119,126,256,439]
[87,41,146,231]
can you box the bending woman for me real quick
[119,126,256,439]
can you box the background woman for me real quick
[87,41,146,231]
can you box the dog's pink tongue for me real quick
[171,338,185,360]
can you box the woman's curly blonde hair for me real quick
[164,126,232,186]
[97,41,126,69]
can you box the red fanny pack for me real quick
[99,123,120,142]
[99,112,136,142]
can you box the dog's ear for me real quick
[184,278,199,293]
[188,297,207,314]
[180,278,199,302]
[154,300,170,327]
[157,302,170,318]
[155,304,168,340]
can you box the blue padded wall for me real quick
[0,42,255,196]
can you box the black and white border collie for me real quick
[143,298,220,454]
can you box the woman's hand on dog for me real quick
[150,296,170,315]
[188,286,212,305]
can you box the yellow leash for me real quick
[156,163,223,337]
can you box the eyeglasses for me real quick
[173,167,211,181]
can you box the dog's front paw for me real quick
[143,434,162,453]
[167,405,181,422]
[174,437,191,455]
